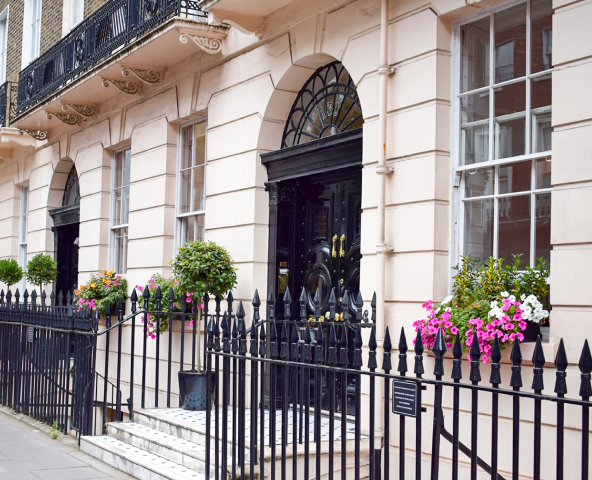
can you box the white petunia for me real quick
[521,294,526,301]
[509,295,516,302]
[490,301,498,308]
[501,291,509,298]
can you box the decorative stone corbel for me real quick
[207,9,263,35]
[47,111,79,125]
[21,129,48,140]
[122,67,161,85]
[62,104,96,118]
[179,33,223,54]
[102,78,139,95]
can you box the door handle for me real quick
[331,235,338,257]
[339,234,346,257]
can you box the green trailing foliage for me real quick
[0,258,24,289]
[26,254,58,291]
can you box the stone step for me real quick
[106,422,215,475]
[80,435,204,480]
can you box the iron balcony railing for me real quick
[0,81,19,127]
[16,0,207,121]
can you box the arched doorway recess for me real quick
[49,165,80,296]
[262,59,364,313]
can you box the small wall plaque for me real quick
[392,378,418,417]
[27,326,35,343]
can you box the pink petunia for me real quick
[510,333,516,341]
[519,321,527,331]
[517,333,524,342]
[505,322,514,331]
[502,334,509,342]
[451,326,458,335]
[513,314,522,321]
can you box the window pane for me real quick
[536,157,552,189]
[113,188,122,225]
[498,195,530,262]
[531,74,552,153]
[179,169,191,214]
[181,125,193,170]
[192,165,205,212]
[465,168,493,197]
[531,0,553,74]
[114,227,128,274]
[460,17,490,93]
[494,81,526,159]
[499,160,531,194]
[123,149,131,187]
[535,193,551,266]
[494,3,526,83]
[120,185,129,225]
[464,199,494,262]
[182,215,204,244]
[194,122,207,167]
[460,90,490,165]
[114,154,123,189]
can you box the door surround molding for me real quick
[260,129,362,183]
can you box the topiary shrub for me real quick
[172,240,237,370]
[26,253,58,292]
[0,258,24,290]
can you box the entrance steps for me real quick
[80,408,370,480]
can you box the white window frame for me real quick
[22,0,42,67]
[450,0,553,282]
[110,147,131,274]
[0,7,9,84]
[175,118,207,249]
[18,185,29,293]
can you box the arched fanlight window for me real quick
[281,61,364,148]
[62,166,80,206]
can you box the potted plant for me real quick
[172,240,237,410]
[26,253,58,295]
[414,255,550,363]
[0,258,24,293]
[74,269,128,317]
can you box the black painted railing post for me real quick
[382,327,392,480]
[368,326,378,480]
[258,316,267,475]
[231,315,239,480]
[302,322,311,480]
[353,319,363,480]
[250,298,261,476]
[154,287,162,408]
[339,319,349,480]
[102,303,112,434]
[237,302,247,480]
[510,338,523,480]
[414,330,424,480]
[451,335,462,480]
[213,308,221,480]
[287,288,299,480]
[115,298,124,420]
[314,322,324,480]
[141,286,149,408]
[579,340,591,480]
[397,328,408,480]
[490,335,502,480]
[205,314,214,480]
[469,331,482,480]
[221,313,230,480]
[430,327,446,480]
[166,287,174,408]
[327,323,337,480]
[268,296,277,480]
[279,319,289,480]
[532,336,545,480]
[129,288,137,418]
[554,339,568,480]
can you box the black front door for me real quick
[296,169,362,316]
[55,222,79,296]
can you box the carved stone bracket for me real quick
[21,129,48,140]
[102,78,139,95]
[47,111,79,125]
[62,104,95,118]
[179,33,223,54]
[122,67,161,85]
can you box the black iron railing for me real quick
[0,81,18,127]
[16,0,206,120]
[1,284,591,479]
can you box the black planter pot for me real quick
[522,321,541,342]
[178,370,214,411]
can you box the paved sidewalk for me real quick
[0,407,135,480]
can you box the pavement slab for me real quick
[0,408,135,480]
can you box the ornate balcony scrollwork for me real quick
[62,104,95,118]
[179,33,223,54]
[122,67,161,85]
[47,111,79,125]
[21,129,48,140]
[102,78,139,95]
